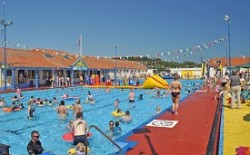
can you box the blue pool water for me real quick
[0,79,202,155]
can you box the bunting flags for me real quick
[107,36,227,61]
[1,36,227,61]
[0,40,31,49]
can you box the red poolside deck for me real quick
[126,90,218,155]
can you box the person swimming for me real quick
[114,99,119,109]
[156,106,161,114]
[113,121,122,136]
[86,91,95,104]
[138,94,143,100]
[120,110,132,123]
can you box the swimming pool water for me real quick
[0,79,202,155]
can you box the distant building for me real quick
[0,48,147,89]
[208,57,250,77]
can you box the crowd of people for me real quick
[7,86,146,154]
[8,71,250,154]
[205,70,250,109]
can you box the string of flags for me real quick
[105,36,227,61]
[1,36,227,61]
[0,40,32,49]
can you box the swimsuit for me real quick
[171,92,180,97]
[73,135,88,145]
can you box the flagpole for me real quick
[80,33,82,61]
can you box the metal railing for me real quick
[85,125,123,155]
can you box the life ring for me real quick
[2,107,21,112]
[111,110,125,117]
[68,147,90,155]
[62,132,92,142]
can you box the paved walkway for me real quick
[219,99,250,155]
[123,90,218,155]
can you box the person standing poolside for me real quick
[170,74,182,114]
[71,112,88,145]
[57,100,68,120]
[27,130,44,155]
[229,70,241,109]
[73,99,82,117]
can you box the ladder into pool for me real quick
[85,125,124,155]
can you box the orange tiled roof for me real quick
[81,56,147,70]
[209,57,250,68]
[0,48,147,70]
[0,48,77,68]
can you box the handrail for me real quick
[85,125,123,155]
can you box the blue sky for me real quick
[1,0,250,62]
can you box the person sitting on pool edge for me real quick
[71,112,88,146]
[120,110,132,123]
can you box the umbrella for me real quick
[238,62,250,68]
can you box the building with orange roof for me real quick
[0,48,147,90]
[208,56,250,77]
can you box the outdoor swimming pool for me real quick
[0,79,202,155]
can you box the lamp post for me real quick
[114,45,117,85]
[224,15,231,75]
[0,19,13,90]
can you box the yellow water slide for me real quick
[140,74,169,89]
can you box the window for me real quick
[28,70,35,79]
[63,55,71,59]
[74,71,79,78]
[44,53,54,58]
[7,70,12,76]
[43,70,51,80]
